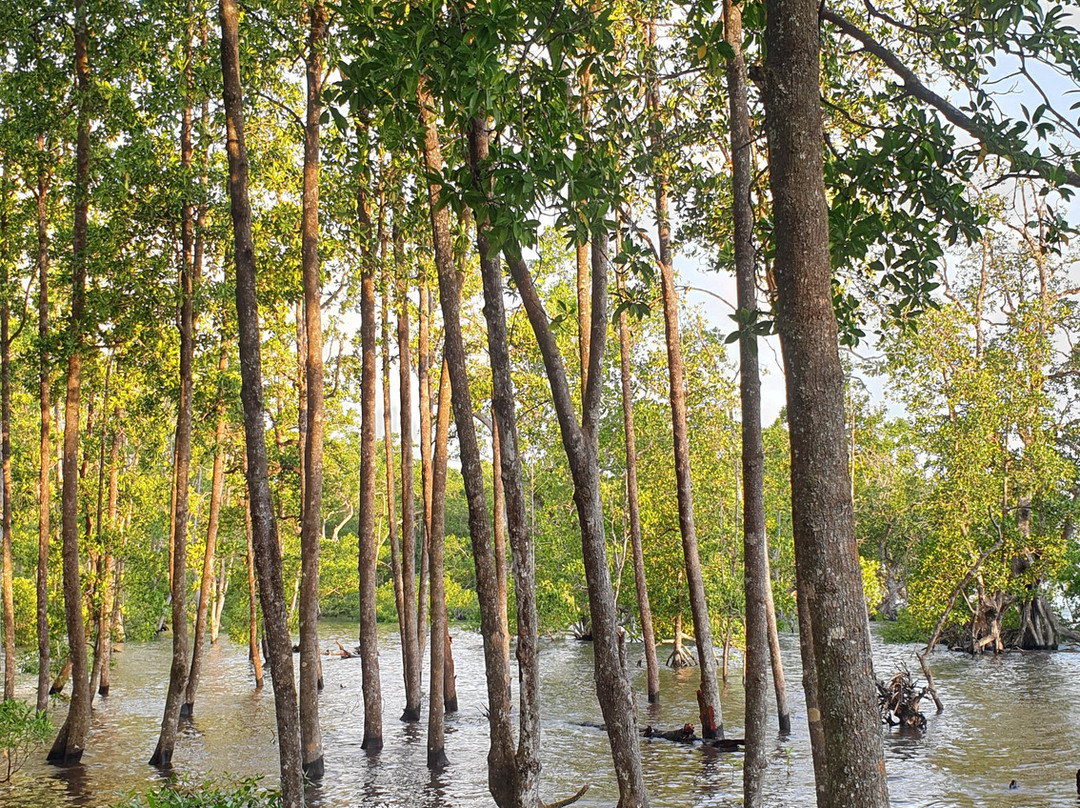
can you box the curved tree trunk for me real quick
[219,0,304,802]
[48,0,92,762]
[647,22,723,739]
[470,114,542,807]
[761,1,889,803]
[419,85,516,802]
[505,242,649,808]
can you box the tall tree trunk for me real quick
[646,22,723,740]
[416,279,432,666]
[427,359,451,768]
[470,114,542,808]
[0,165,14,703]
[418,83,516,802]
[761,1,889,803]
[151,15,197,761]
[725,1,768,799]
[48,0,92,762]
[356,134,383,754]
[395,230,422,723]
[219,0,304,802]
[298,2,327,777]
[616,272,658,704]
[505,241,648,807]
[36,139,51,714]
[184,345,228,715]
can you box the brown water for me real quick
[3,623,1080,807]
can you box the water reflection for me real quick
[4,624,1080,807]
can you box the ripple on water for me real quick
[4,623,1080,807]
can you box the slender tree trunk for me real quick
[763,547,791,733]
[93,417,120,699]
[219,1,304,801]
[426,359,451,768]
[418,84,515,802]
[298,3,327,777]
[395,231,422,723]
[383,271,407,679]
[184,345,228,715]
[0,166,14,703]
[505,242,648,807]
[48,0,92,762]
[726,1,768,799]
[151,17,197,760]
[36,140,51,714]
[761,1,889,802]
[490,408,509,662]
[616,272,658,704]
[470,114,542,808]
[244,477,263,688]
[356,135,383,754]
[416,279,432,667]
[646,22,723,739]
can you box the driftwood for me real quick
[540,784,589,808]
[877,665,927,730]
[642,723,697,743]
[322,640,357,659]
[704,737,746,752]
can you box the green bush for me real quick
[118,777,279,808]
[878,607,926,644]
[0,699,52,783]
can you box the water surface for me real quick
[3,623,1079,807]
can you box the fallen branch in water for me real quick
[541,784,589,808]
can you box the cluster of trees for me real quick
[0,0,1078,806]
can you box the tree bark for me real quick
[184,345,228,715]
[219,0,304,801]
[383,270,407,696]
[418,84,516,803]
[151,17,197,761]
[356,134,383,754]
[395,231,422,723]
[244,477,263,689]
[0,165,14,703]
[470,114,542,808]
[763,547,791,733]
[35,139,51,714]
[416,278,432,667]
[93,416,120,700]
[725,0,769,799]
[647,23,723,738]
[48,0,92,762]
[299,3,327,777]
[761,1,889,803]
[616,272,658,704]
[427,359,451,769]
[505,242,648,807]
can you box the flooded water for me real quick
[3,622,1080,807]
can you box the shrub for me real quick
[0,699,52,783]
[118,777,279,808]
